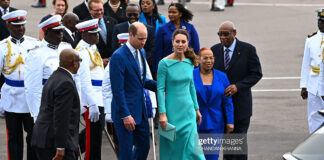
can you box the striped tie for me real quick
[224,48,230,70]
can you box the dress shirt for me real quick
[0,7,9,15]
[126,42,144,80]
[64,27,74,41]
[223,38,236,62]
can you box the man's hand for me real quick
[226,124,234,133]
[196,110,202,125]
[159,113,168,131]
[52,149,65,160]
[103,58,110,68]
[89,106,99,122]
[301,88,308,100]
[123,116,136,131]
[225,84,238,97]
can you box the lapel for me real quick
[124,45,142,81]
[194,67,207,104]
[103,16,112,39]
[63,29,74,43]
[217,45,225,71]
[227,39,241,71]
[209,69,219,105]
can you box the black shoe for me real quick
[31,3,46,8]
[210,7,224,11]
[225,4,233,7]
[186,0,191,2]
[157,0,164,5]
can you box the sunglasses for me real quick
[127,13,139,17]
[73,58,82,63]
[217,31,232,36]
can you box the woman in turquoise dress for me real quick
[157,29,205,160]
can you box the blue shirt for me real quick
[223,38,237,62]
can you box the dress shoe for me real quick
[31,3,46,8]
[225,4,233,7]
[157,0,164,5]
[210,7,224,11]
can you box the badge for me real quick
[120,7,123,9]
[182,26,186,30]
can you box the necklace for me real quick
[109,1,120,8]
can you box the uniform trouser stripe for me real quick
[84,108,91,160]
[5,121,10,160]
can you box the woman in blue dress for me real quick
[193,48,234,160]
[153,3,200,74]
[139,0,167,33]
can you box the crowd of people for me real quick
[0,0,266,160]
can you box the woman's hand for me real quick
[196,110,202,125]
[159,113,168,131]
[226,124,234,133]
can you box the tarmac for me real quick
[1,0,324,159]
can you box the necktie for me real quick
[224,48,230,71]
[99,20,107,44]
[3,9,7,15]
[135,50,143,80]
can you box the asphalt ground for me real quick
[1,0,324,159]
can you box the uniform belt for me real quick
[43,79,48,85]
[91,80,102,86]
[312,67,320,74]
[4,78,24,87]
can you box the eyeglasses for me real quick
[217,31,232,36]
[73,58,82,63]
[91,8,103,13]
[127,13,139,17]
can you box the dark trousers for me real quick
[223,117,250,160]
[114,119,150,160]
[5,111,37,160]
[35,147,78,160]
[83,107,105,160]
[227,0,234,5]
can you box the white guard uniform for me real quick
[102,60,156,122]
[300,31,324,133]
[76,40,104,111]
[0,36,39,114]
[24,39,72,120]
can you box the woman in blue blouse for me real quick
[153,3,200,74]
[194,48,234,160]
[139,0,167,33]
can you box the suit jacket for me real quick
[62,29,79,49]
[32,67,80,151]
[103,1,127,24]
[193,67,233,131]
[153,21,200,73]
[112,21,155,61]
[110,45,156,125]
[211,39,262,121]
[84,16,117,58]
[72,2,91,21]
[0,7,17,41]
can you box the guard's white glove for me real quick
[105,114,113,122]
[89,105,99,122]
[33,116,37,123]
[152,108,156,118]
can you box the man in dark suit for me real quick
[211,21,262,160]
[85,0,117,67]
[62,13,80,48]
[73,0,91,21]
[0,0,16,41]
[110,22,157,160]
[112,4,155,64]
[32,49,82,160]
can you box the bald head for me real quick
[62,13,79,32]
[218,21,236,47]
[60,49,80,74]
[129,22,147,49]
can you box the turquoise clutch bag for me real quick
[158,123,176,142]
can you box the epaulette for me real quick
[308,32,317,38]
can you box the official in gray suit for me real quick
[32,49,82,160]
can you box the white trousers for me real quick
[307,92,324,133]
[216,0,225,9]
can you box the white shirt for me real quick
[126,42,144,80]
[76,40,104,110]
[64,27,74,41]
[0,7,9,15]
[0,36,39,113]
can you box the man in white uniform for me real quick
[300,8,324,133]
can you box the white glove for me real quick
[89,105,99,122]
[105,114,113,122]
[152,108,156,118]
[33,116,37,123]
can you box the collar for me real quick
[84,1,89,9]
[10,36,25,44]
[126,41,137,55]
[224,39,237,52]
[59,67,74,78]
[43,39,59,50]
[79,39,96,50]
[318,31,324,36]
[0,7,9,15]
[64,27,74,39]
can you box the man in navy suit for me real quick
[110,22,156,160]
[112,4,155,63]
[73,0,91,21]
[211,21,262,160]
[0,0,16,41]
